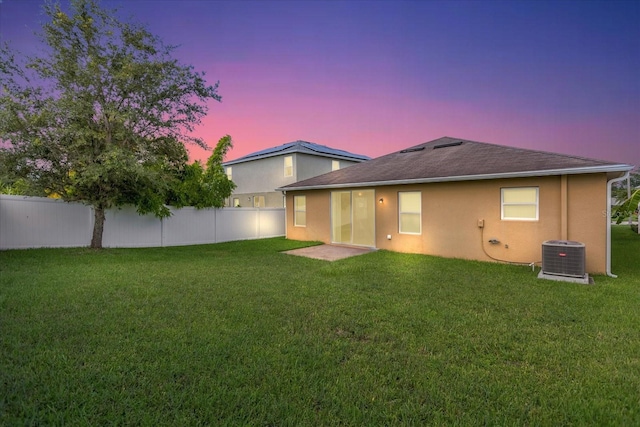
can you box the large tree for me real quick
[0,0,227,248]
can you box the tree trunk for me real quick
[91,206,106,249]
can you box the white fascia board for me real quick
[299,153,369,162]
[276,164,633,192]
[223,152,291,166]
[223,150,368,166]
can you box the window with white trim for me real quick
[399,191,421,234]
[294,195,306,227]
[501,187,539,220]
[233,198,240,207]
[332,160,340,171]
[226,167,232,180]
[284,156,293,177]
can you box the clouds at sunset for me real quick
[1,0,637,166]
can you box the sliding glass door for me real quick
[331,190,375,247]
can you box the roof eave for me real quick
[223,150,368,166]
[276,164,634,192]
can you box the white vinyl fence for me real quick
[0,195,285,250]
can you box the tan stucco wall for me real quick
[284,174,609,273]
[286,190,332,243]
[566,173,608,273]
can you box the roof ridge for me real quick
[223,139,370,164]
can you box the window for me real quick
[501,187,538,220]
[226,167,232,180]
[284,156,293,177]
[399,191,421,234]
[253,195,265,208]
[233,198,240,207]
[332,160,340,171]
[294,195,306,227]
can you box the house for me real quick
[222,140,369,208]
[277,137,633,275]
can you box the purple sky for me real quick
[1,0,638,167]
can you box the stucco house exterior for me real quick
[278,137,633,275]
[222,140,369,208]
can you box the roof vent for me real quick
[400,147,425,153]
[433,141,464,149]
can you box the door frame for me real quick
[330,189,376,247]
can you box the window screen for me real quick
[284,156,293,177]
[399,191,421,234]
[294,195,306,226]
[501,187,538,220]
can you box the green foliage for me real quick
[0,178,40,196]
[613,188,640,225]
[0,229,638,425]
[167,135,235,209]
[0,0,223,247]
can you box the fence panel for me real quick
[0,195,285,249]
[162,207,217,246]
[102,206,163,248]
[0,195,91,249]
[257,208,286,238]
[215,208,259,243]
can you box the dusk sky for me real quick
[1,0,638,167]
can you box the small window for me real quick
[233,197,240,207]
[501,187,538,220]
[226,167,232,180]
[253,195,265,208]
[284,156,293,177]
[294,195,306,227]
[332,160,340,171]
[399,191,421,234]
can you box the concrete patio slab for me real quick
[283,244,374,261]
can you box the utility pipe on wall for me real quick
[281,191,287,238]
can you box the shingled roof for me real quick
[278,137,632,191]
[223,140,370,166]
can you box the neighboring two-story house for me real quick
[222,140,370,208]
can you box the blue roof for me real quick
[223,140,370,165]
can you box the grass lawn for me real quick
[1,227,639,425]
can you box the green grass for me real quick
[1,227,639,426]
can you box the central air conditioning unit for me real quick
[541,240,586,278]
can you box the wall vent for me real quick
[541,240,585,277]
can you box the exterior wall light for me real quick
[379,198,384,204]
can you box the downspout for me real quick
[282,191,287,239]
[606,171,630,277]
